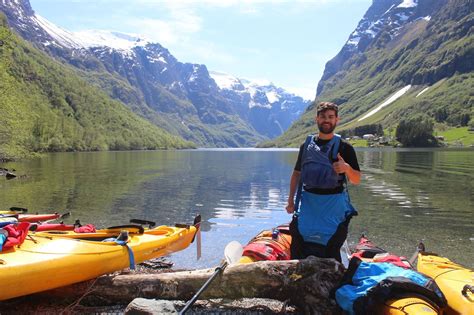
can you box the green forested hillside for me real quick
[0,15,193,160]
[265,0,473,147]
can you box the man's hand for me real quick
[286,201,295,214]
[333,153,349,174]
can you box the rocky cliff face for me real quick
[268,0,473,147]
[317,0,449,95]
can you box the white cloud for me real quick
[285,86,316,100]
[181,41,237,64]
[126,1,202,45]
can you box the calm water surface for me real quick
[1,149,472,269]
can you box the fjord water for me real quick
[1,149,472,269]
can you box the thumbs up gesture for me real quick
[333,153,349,174]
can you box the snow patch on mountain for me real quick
[209,71,243,90]
[188,65,200,83]
[74,30,149,50]
[32,14,83,48]
[265,91,279,103]
[397,0,418,8]
[147,55,167,64]
[416,87,430,97]
[358,85,411,121]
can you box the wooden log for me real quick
[26,257,344,314]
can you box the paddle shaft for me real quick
[179,261,228,314]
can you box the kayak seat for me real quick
[103,230,129,243]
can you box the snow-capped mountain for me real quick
[0,0,308,145]
[0,0,148,50]
[210,71,310,138]
[317,0,446,94]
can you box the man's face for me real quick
[316,109,339,134]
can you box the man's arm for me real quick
[286,170,301,213]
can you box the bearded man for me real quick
[285,102,361,262]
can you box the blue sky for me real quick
[30,0,371,99]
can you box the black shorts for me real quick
[289,215,350,263]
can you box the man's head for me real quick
[316,102,339,117]
[315,102,339,135]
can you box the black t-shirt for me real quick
[294,136,360,194]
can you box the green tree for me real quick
[396,115,438,147]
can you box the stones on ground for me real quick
[125,298,177,315]
[138,257,174,270]
[125,298,297,314]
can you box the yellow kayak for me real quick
[417,252,474,315]
[0,224,197,300]
[375,295,441,314]
[0,207,28,215]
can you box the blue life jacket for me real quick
[301,134,345,190]
[294,134,356,245]
[335,258,447,315]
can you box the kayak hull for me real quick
[417,252,474,315]
[0,225,197,300]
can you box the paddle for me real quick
[179,241,243,315]
[193,215,202,260]
[340,240,351,268]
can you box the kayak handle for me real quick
[462,285,474,301]
[130,219,156,228]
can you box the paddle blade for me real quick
[191,214,202,260]
[224,241,243,264]
[196,227,202,260]
[340,240,351,268]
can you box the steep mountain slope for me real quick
[0,14,192,160]
[267,0,473,147]
[0,0,306,147]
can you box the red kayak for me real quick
[29,219,96,232]
[17,213,62,223]
[351,235,412,268]
[31,222,75,232]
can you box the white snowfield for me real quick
[209,71,242,90]
[34,14,148,50]
[397,0,418,8]
[358,85,411,122]
[32,14,84,49]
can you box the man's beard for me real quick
[318,122,336,134]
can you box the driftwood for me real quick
[9,257,345,314]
